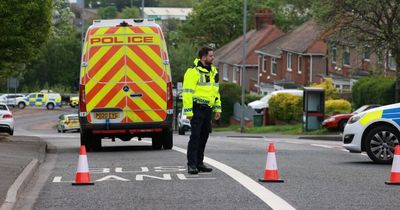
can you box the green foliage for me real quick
[325,99,352,115]
[97,6,118,19]
[0,0,52,74]
[269,93,302,122]
[159,0,195,7]
[245,93,262,104]
[219,82,241,124]
[310,78,337,99]
[352,77,395,108]
[169,41,198,83]
[119,6,140,18]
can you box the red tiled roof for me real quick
[215,25,284,66]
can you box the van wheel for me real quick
[178,127,185,135]
[18,102,25,109]
[152,134,162,150]
[162,130,173,149]
[365,125,400,164]
[46,103,55,110]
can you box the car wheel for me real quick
[18,102,25,109]
[62,129,66,133]
[365,125,400,164]
[46,103,55,110]
[57,128,61,133]
[178,127,185,135]
[162,130,173,149]
[339,120,348,132]
[70,105,75,108]
[8,129,13,136]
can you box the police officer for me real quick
[182,46,222,174]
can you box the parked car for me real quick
[69,96,79,108]
[248,89,303,112]
[322,104,381,131]
[57,114,80,133]
[0,103,14,135]
[343,103,400,164]
[0,94,25,107]
[16,92,62,110]
[178,109,191,135]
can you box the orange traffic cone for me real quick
[259,143,284,182]
[72,146,94,185]
[385,145,400,185]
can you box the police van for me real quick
[79,19,173,151]
[16,92,62,110]
[343,103,400,163]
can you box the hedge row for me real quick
[352,77,395,108]
[269,93,302,122]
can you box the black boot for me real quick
[188,165,199,174]
[197,164,212,172]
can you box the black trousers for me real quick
[187,104,212,167]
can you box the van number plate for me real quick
[94,112,119,119]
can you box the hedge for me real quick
[219,82,241,125]
[352,77,395,108]
[325,99,352,115]
[269,93,302,122]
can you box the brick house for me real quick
[255,20,327,94]
[214,9,284,92]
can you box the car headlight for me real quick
[348,113,365,124]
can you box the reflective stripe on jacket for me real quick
[182,58,222,117]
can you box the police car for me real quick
[16,92,62,110]
[343,103,400,164]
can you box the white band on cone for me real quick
[391,155,400,173]
[77,155,89,173]
[265,152,277,170]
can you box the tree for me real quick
[312,0,400,101]
[97,6,118,19]
[168,40,198,83]
[0,0,52,75]
[119,6,140,18]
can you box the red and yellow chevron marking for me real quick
[80,25,169,124]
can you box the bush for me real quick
[325,99,352,115]
[269,93,302,122]
[245,93,262,104]
[352,77,395,108]
[219,82,241,125]
[310,78,338,99]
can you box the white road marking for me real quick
[310,144,334,149]
[172,146,296,210]
[176,173,216,180]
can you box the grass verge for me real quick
[214,123,331,135]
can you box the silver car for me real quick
[0,94,25,107]
[178,109,191,135]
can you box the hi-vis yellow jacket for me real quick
[182,58,222,117]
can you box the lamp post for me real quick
[240,0,247,133]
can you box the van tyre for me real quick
[46,103,55,110]
[178,127,185,135]
[18,102,25,109]
[8,129,13,136]
[80,131,101,152]
[365,125,400,164]
[152,134,162,150]
[162,130,173,149]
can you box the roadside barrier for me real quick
[259,143,284,183]
[386,145,400,185]
[72,145,94,185]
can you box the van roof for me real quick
[91,19,158,27]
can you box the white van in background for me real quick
[248,89,303,112]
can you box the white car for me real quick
[0,94,25,107]
[178,109,191,135]
[248,89,303,112]
[343,103,400,164]
[0,103,14,135]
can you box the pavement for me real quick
[0,135,47,210]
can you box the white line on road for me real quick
[172,146,296,210]
[310,144,335,149]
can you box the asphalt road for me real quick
[12,108,400,210]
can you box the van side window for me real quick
[29,94,36,99]
[38,94,44,98]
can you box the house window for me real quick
[271,58,277,75]
[332,46,337,63]
[287,53,292,71]
[343,47,350,66]
[389,52,397,70]
[262,57,267,72]
[363,47,371,61]
[233,66,238,83]
[223,64,228,81]
[297,55,302,74]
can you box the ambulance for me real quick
[79,19,173,151]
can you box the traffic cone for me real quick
[259,143,284,182]
[72,146,94,185]
[385,145,400,185]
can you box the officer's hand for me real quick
[214,112,221,120]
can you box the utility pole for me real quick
[81,0,85,47]
[240,0,247,133]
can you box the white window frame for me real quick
[233,66,238,83]
[388,52,397,70]
[262,57,267,72]
[343,47,350,66]
[271,58,277,75]
[287,53,292,71]
[223,64,228,81]
[297,55,302,74]
[332,46,337,63]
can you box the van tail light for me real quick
[166,82,173,110]
[79,84,86,112]
[3,114,13,119]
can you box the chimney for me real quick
[254,9,273,30]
